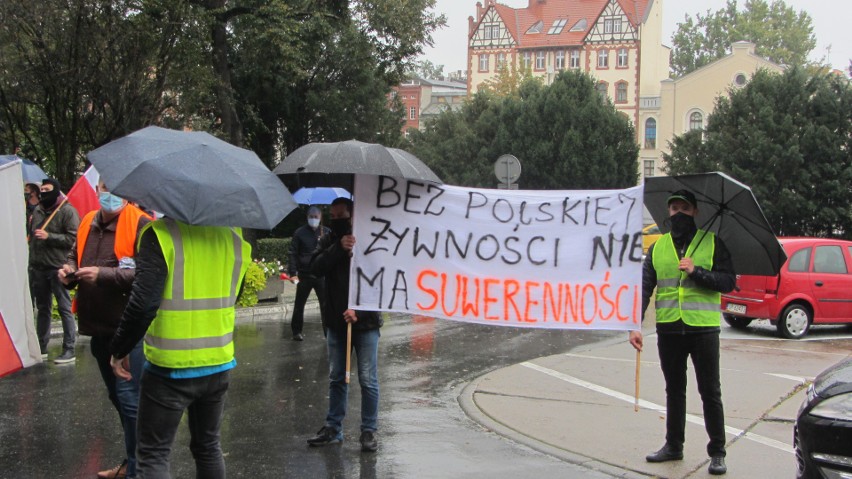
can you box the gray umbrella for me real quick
[273,140,442,190]
[0,155,48,184]
[645,172,787,276]
[87,126,297,229]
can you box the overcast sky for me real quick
[423,0,850,74]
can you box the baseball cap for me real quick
[667,189,697,207]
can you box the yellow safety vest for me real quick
[142,219,251,368]
[652,230,721,327]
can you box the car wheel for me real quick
[723,313,752,330]
[778,304,811,339]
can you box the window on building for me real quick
[479,54,489,72]
[604,19,613,33]
[616,82,628,103]
[596,82,608,99]
[497,52,507,68]
[597,49,608,68]
[492,25,501,39]
[483,25,492,40]
[570,50,580,68]
[410,107,417,120]
[644,118,657,149]
[617,48,628,67]
[689,111,703,131]
[570,18,587,32]
[548,18,568,35]
[526,20,543,34]
[523,51,532,69]
[555,50,565,69]
[735,73,747,86]
[644,160,655,177]
[535,51,545,70]
[613,18,622,33]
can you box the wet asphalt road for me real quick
[0,312,622,478]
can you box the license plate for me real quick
[726,303,746,315]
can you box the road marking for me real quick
[767,373,810,383]
[520,361,794,455]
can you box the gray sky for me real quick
[423,0,850,74]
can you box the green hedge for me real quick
[255,238,290,264]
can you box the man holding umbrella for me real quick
[629,189,735,476]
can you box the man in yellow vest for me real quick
[59,180,150,479]
[109,217,250,478]
[629,189,735,476]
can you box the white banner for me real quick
[349,175,644,330]
[0,161,40,377]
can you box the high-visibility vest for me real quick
[143,219,251,368]
[76,204,151,267]
[652,230,721,327]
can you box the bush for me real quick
[255,238,290,265]
[237,262,267,308]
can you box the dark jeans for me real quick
[91,336,144,478]
[290,275,326,336]
[326,327,380,433]
[136,369,230,479]
[30,267,75,352]
[657,331,726,457]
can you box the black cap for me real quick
[667,189,696,207]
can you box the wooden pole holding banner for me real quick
[39,196,69,231]
[345,322,352,384]
[634,349,641,412]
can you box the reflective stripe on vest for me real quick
[143,219,250,368]
[652,230,721,327]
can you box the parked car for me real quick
[794,356,852,479]
[642,223,661,254]
[721,237,852,339]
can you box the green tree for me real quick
[663,68,852,238]
[409,70,638,189]
[671,0,817,77]
[406,60,445,80]
[480,62,539,97]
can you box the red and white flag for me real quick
[66,165,100,218]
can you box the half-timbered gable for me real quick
[586,0,638,44]
[470,7,517,49]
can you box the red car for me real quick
[721,237,852,339]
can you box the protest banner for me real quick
[0,161,41,377]
[350,175,644,330]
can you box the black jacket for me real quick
[288,224,330,277]
[310,232,381,333]
[642,230,736,334]
[28,201,79,270]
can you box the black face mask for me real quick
[39,189,59,208]
[329,217,351,237]
[669,212,697,242]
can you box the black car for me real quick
[795,357,852,479]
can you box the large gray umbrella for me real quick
[645,172,786,276]
[0,155,48,184]
[87,126,298,229]
[273,140,441,190]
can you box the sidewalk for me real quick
[460,315,850,478]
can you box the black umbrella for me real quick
[644,172,786,276]
[87,126,298,229]
[273,140,442,190]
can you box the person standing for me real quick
[306,197,382,452]
[287,206,329,341]
[28,178,79,363]
[629,189,735,476]
[110,218,250,478]
[59,181,150,479]
[24,182,40,227]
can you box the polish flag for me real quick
[66,165,100,218]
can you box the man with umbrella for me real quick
[287,205,329,341]
[306,197,382,452]
[629,189,735,476]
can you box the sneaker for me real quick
[307,426,342,446]
[53,349,76,364]
[708,455,727,475]
[293,333,304,341]
[359,431,378,452]
[97,460,127,478]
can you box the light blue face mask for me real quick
[99,191,125,213]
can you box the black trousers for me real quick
[290,275,326,336]
[657,331,726,457]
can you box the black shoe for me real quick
[645,443,683,462]
[307,426,342,446]
[293,333,304,341]
[54,349,76,364]
[360,431,378,452]
[708,455,727,475]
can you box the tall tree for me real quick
[663,68,852,238]
[406,60,445,80]
[409,70,638,189]
[670,0,817,77]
